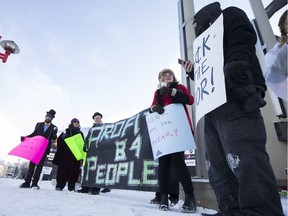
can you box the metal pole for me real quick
[178,0,208,179]
[265,0,287,18]
[249,0,277,52]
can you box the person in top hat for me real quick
[19,109,58,189]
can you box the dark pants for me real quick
[25,155,47,186]
[158,152,193,195]
[204,99,284,216]
[155,162,179,199]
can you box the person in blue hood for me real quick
[183,2,284,216]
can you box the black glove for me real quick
[173,89,190,104]
[158,86,172,95]
[225,60,267,112]
[224,60,250,84]
[225,60,255,101]
[20,136,25,142]
[166,82,179,88]
[151,105,164,114]
[243,93,266,113]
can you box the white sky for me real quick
[0,0,286,162]
[0,178,287,215]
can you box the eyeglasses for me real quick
[73,121,79,123]
[163,72,172,77]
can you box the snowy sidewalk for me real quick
[0,178,286,216]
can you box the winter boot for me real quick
[180,194,197,213]
[150,195,161,204]
[31,184,40,190]
[31,181,40,190]
[76,186,89,193]
[89,187,100,195]
[201,213,223,216]
[68,183,75,191]
[19,181,30,188]
[101,188,111,193]
[169,194,179,206]
[159,194,169,211]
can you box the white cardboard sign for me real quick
[146,104,196,160]
[193,14,226,125]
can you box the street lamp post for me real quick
[0,36,20,63]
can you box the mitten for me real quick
[243,94,266,113]
[172,90,190,104]
[151,105,165,114]
[167,82,179,88]
[158,86,172,95]
[224,60,250,84]
[225,60,257,101]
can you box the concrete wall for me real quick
[262,94,287,183]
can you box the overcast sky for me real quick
[0,0,285,162]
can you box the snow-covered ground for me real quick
[0,178,287,216]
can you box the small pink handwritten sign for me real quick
[8,136,49,164]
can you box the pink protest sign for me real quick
[8,135,49,164]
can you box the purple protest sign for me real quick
[8,136,49,164]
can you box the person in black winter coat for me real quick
[19,109,58,189]
[53,118,84,191]
[183,2,284,216]
[77,112,111,195]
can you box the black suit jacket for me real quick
[27,122,58,155]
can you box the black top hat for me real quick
[46,109,56,118]
[92,112,102,119]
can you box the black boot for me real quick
[19,181,30,188]
[169,194,179,206]
[89,187,100,195]
[180,194,197,213]
[150,194,161,204]
[76,186,89,193]
[159,194,169,211]
[201,213,223,216]
[101,188,111,193]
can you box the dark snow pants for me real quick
[204,99,284,216]
[158,152,194,195]
[155,162,179,199]
[25,154,46,186]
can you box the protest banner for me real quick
[8,135,49,164]
[145,104,196,160]
[81,108,158,191]
[193,14,226,125]
[64,133,85,160]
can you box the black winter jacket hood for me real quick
[193,1,266,95]
[193,2,222,37]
